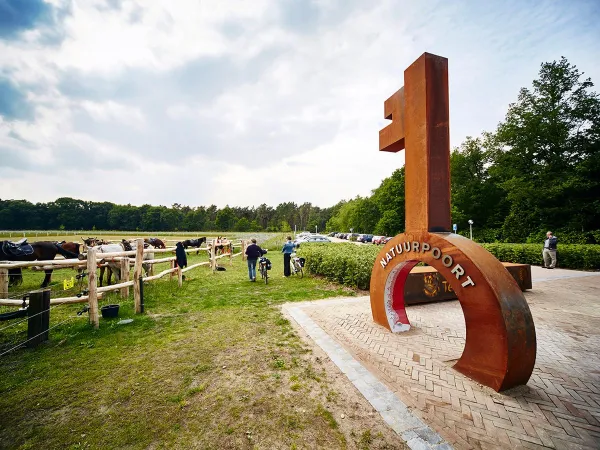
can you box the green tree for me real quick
[215,206,236,231]
[235,217,251,231]
[492,57,600,240]
[372,168,405,235]
[450,134,507,231]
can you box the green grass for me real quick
[0,248,376,449]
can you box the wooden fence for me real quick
[0,238,247,328]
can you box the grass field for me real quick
[0,236,403,449]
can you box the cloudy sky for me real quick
[1,0,599,208]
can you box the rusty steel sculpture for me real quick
[370,53,536,392]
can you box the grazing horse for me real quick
[144,238,166,249]
[182,237,207,255]
[0,240,81,287]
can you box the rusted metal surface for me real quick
[370,232,537,391]
[404,263,532,304]
[372,52,537,392]
[379,88,405,152]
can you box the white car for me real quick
[297,236,331,244]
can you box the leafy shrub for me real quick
[298,242,600,290]
[525,229,600,245]
[481,243,600,270]
[298,243,379,289]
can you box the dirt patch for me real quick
[282,308,408,449]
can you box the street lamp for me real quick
[468,219,474,240]
[315,225,318,234]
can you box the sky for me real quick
[1,0,599,209]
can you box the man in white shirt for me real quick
[542,231,558,269]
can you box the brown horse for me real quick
[145,238,166,249]
[0,240,81,287]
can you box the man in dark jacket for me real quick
[245,238,266,281]
[542,231,558,269]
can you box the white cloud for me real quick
[80,100,146,129]
[1,0,599,208]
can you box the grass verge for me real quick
[0,249,401,449]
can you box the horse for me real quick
[93,241,155,286]
[182,237,206,255]
[82,237,112,285]
[213,237,233,256]
[0,240,81,288]
[144,238,166,249]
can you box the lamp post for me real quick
[315,225,318,234]
[468,219,474,240]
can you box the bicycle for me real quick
[258,256,269,284]
[291,253,304,278]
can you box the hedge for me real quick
[298,242,600,290]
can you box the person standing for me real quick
[245,238,266,281]
[282,236,295,277]
[175,241,188,280]
[542,231,558,269]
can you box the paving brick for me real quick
[293,273,600,449]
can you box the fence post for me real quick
[27,289,51,348]
[211,239,216,272]
[241,240,247,261]
[87,247,99,329]
[229,242,233,266]
[0,268,8,299]
[133,238,144,314]
[120,257,129,298]
[170,259,175,281]
[178,266,183,287]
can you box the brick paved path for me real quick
[299,274,600,449]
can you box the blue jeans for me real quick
[247,259,257,280]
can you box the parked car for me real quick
[348,233,359,241]
[372,236,385,244]
[362,234,374,243]
[301,236,331,243]
[381,236,393,244]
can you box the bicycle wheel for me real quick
[294,261,303,278]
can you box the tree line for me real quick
[326,57,600,244]
[0,198,335,233]
[1,57,598,243]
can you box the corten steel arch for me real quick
[370,53,536,392]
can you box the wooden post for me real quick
[229,242,233,266]
[211,239,216,272]
[0,268,8,299]
[177,266,183,287]
[87,247,99,329]
[133,238,144,314]
[27,289,51,347]
[241,240,247,261]
[169,259,175,281]
[120,257,129,298]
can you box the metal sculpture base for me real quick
[370,232,536,392]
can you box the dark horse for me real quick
[182,237,206,255]
[0,240,81,288]
[144,238,166,249]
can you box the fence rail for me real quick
[0,239,248,322]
